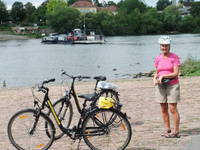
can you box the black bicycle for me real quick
[47,70,121,140]
[7,78,132,150]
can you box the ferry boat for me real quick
[41,29,105,44]
[71,29,105,44]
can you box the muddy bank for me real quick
[0,32,30,40]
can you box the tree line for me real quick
[0,0,200,35]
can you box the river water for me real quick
[0,34,200,87]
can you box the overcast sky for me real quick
[3,0,157,9]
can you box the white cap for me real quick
[158,36,171,44]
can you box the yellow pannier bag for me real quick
[98,97,115,109]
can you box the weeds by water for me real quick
[181,56,200,76]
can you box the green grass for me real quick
[181,57,200,76]
[24,33,42,38]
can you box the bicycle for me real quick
[47,70,121,140]
[7,78,132,150]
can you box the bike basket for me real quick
[98,97,115,109]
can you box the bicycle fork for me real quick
[29,109,41,135]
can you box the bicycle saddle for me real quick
[78,93,97,101]
[93,76,106,81]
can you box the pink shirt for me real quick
[154,53,181,85]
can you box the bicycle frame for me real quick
[34,74,119,139]
[37,79,94,139]
[68,77,82,114]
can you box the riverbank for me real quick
[1,77,200,149]
[0,31,30,40]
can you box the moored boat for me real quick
[41,33,59,44]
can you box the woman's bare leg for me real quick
[169,103,180,133]
[160,103,170,130]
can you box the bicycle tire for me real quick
[46,98,73,140]
[7,109,55,150]
[98,89,120,109]
[82,108,132,150]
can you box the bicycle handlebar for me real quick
[37,78,56,92]
[77,76,91,79]
[61,70,91,80]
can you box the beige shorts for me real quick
[155,83,180,103]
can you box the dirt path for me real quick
[1,77,200,150]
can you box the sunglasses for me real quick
[160,44,170,47]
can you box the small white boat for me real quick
[41,33,59,44]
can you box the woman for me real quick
[153,36,181,138]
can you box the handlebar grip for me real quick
[61,71,66,75]
[43,78,55,84]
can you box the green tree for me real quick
[118,0,147,14]
[106,1,117,6]
[67,0,78,6]
[78,11,117,36]
[0,0,8,24]
[178,15,195,33]
[82,13,97,30]
[24,2,36,24]
[190,2,200,17]
[46,0,68,15]
[101,15,117,35]
[48,7,80,33]
[11,1,26,23]
[192,17,200,33]
[163,5,181,31]
[81,11,112,32]
[114,8,142,35]
[140,8,163,34]
[178,0,184,4]
[156,0,172,11]
[33,2,48,25]
[127,8,142,34]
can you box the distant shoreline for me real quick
[0,32,30,40]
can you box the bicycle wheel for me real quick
[46,98,73,140]
[7,109,55,150]
[82,109,132,150]
[98,89,120,109]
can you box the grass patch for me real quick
[0,25,11,31]
[181,57,200,76]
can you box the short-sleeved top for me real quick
[154,53,181,85]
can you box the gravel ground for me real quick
[0,77,200,150]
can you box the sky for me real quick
[3,0,157,9]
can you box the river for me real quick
[0,34,200,87]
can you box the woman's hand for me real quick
[157,76,164,84]
[153,78,159,85]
